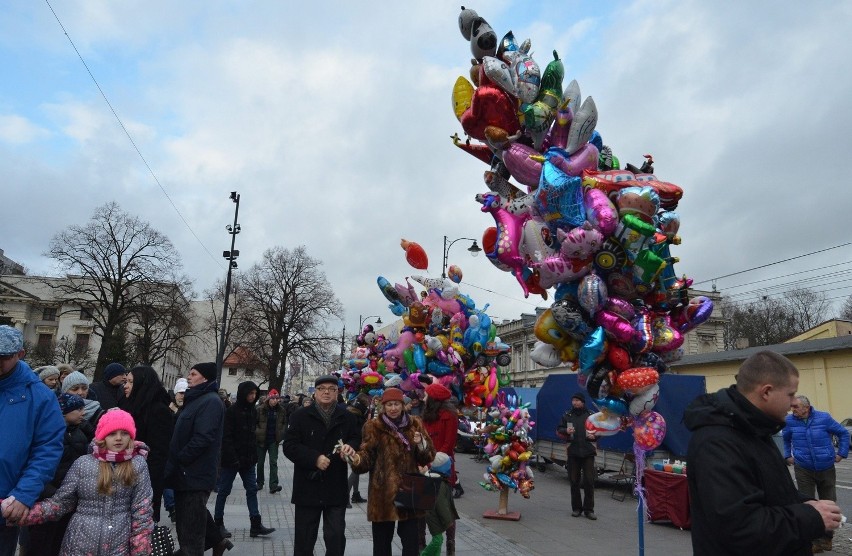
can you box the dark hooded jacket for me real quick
[164,379,224,491]
[557,406,596,458]
[221,381,259,469]
[684,386,826,555]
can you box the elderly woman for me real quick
[351,388,436,556]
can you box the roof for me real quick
[670,334,852,367]
[223,345,264,368]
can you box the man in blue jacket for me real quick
[783,394,849,552]
[0,325,65,556]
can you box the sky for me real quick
[3,0,852,342]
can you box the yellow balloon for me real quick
[452,76,474,121]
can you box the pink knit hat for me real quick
[95,408,137,441]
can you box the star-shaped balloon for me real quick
[534,150,586,233]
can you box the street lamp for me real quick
[442,235,481,279]
[216,191,241,384]
[359,315,383,330]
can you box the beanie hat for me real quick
[381,388,404,404]
[431,452,452,477]
[103,362,127,382]
[571,392,585,403]
[62,371,90,393]
[95,408,137,441]
[0,325,23,356]
[58,393,86,415]
[315,374,339,388]
[425,383,452,402]
[173,378,189,394]
[268,389,279,398]
[36,365,61,381]
[192,362,218,382]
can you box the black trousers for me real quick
[568,455,596,512]
[174,490,218,556]
[371,519,419,556]
[293,504,346,556]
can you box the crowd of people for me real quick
[0,325,464,556]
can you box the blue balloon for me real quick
[594,395,629,416]
[413,344,426,371]
[589,130,603,152]
[579,326,606,374]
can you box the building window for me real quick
[80,307,93,320]
[75,334,90,353]
[245,368,254,377]
[37,333,53,350]
[42,308,57,321]
[228,368,237,376]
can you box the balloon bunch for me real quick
[452,7,714,454]
[340,270,513,406]
[478,399,535,499]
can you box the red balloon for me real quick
[400,239,428,270]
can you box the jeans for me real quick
[372,519,419,556]
[293,505,346,556]
[214,465,260,519]
[568,455,596,512]
[163,487,175,510]
[348,469,363,497]
[174,490,210,556]
[0,525,18,556]
[794,464,836,541]
[256,442,279,489]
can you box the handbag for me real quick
[151,524,176,556]
[394,472,444,511]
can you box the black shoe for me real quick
[347,501,352,508]
[214,517,232,538]
[453,484,464,499]
[270,485,282,494]
[584,511,597,520]
[351,493,367,503]
[249,515,275,537]
[212,538,233,556]
[571,510,582,517]
[167,508,176,523]
[256,483,264,490]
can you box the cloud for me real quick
[0,114,50,144]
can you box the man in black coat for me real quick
[556,392,597,520]
[685,350,842,555]
[213,381,275,538]
[283,375,361,556]
[164,362,227,556]
[88,361,127,410]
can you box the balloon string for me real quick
[633,444,649,521]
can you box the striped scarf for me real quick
[381,413,411,450]
[92,440,149,463]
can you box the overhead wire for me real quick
[44,0,224,270]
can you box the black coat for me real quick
[557,407,596,458]
[89,379,124,410]
[165,380,225,492]
[684,387,825,555]
[43,423,90,498]
[221,381,259,469]
[282,403,361,507]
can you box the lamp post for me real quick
[442,235,482,279]
[358,315,383,330]
[216,191,241,384]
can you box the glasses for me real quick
[316,386,337,393]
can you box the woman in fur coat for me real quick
[350,388,436,556]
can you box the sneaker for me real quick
[584,511,597,520]
[571,510,582,517]
[351,493,367,503]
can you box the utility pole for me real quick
[216,191,241,384]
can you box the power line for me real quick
[44,0,223,270]
[693,242,852,286]
[723,260,852,291]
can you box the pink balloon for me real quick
[595,310,638,344]
[501,142,543,188]
[583,188,619,236]
[633,411,666,451]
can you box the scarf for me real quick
[382,412,411,450]
[316,402,336,428]
[92,440,149,463]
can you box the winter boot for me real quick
[452,482,464,499]
[250,515,276,537]
[212,538,234,556]
[214,517,231,539]
[351,492,367,503]
[445,520,456,555]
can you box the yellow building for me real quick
[670,330,852,421]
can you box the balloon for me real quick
[595,310,637,344]
[476,192,532,297]
[498,140,543,188]
[451,77,475,121]
[611,214,656,260]
[584,187,619,236]
[533,308,579,364]
[400,239,428,270]
[578,273,607,315]
[650,314,684,352]
[535,154,586,233]
[533,253,591,289]
[503,49,541,104]
[565,96,598,155]
[519,217,558,263]
[447,265,463,284]
[586,411,624,436]
[633,411,666,451]
[550,298,593,340]
[578,327,606,374]
[595,395,629,416]
[606,345,631,371]
[629,383,660,416]
[562,79,581,121]
[461,71,520,140]
[458,6,479,40]
[482,56,517,97]
[616,367,659,395]
[468,14,497,61]
[615,186,660,224]
[530,340,562,367]
[451,133,493,164]
[522,51,564,147]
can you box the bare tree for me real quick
[54,335,96,370]
[126,277,195,369]
[231,246,343,392]
[840,295,852,321]
[201,278,244,367]
[722,288,830,350]
[44,202,187,380]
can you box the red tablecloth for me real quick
[643,469,691,529]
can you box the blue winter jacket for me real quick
[0,360,65,523]
[783,407,849,472]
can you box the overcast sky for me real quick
[3,1,852,340]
